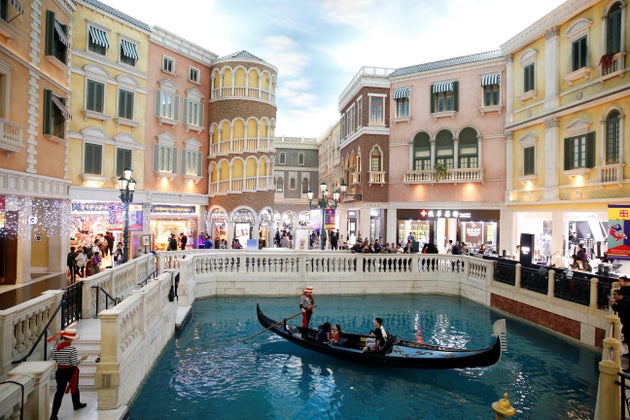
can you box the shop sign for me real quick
[608,204,630,259]
[72,201,109,213]
[150,204,196,214]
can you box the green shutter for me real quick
[563,139,571,170]
[43,89,52,134]
[182,100,188,124]
[45,11,55,56]
[586,132,595,168]
[430,85,435,113]
[154,90,162,117]
[172,147,178,173]
[174,96,180,120]
[198,103,204,127]
[197,152,202,176]
[453,81,459,112]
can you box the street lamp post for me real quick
[118,168,136,263]
[307,181,345,250]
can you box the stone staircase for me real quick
[49,319,101,392]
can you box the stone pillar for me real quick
[95,311,121,410]
[594,337,622,420]
[7,361,56,420]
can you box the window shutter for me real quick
[181,151,187,174]
[45,11,55,56]
[174,96,180,121]
[154,90,162,117]
[586,132,595,168]
[182,99,188,124]
[429,86,435,113]
[116,149,124,176]
[197,152,202,176]
[172,147,178,173]
[153,144,160,171]
[43,89,52,134]
[453,81,459,111]
[198,103,204,127]
[563,139,571,170]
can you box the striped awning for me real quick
[51,94,71,120]
[10,0,23,15]
[393,87,410,99]
[481,73,500,86]
[120,39,139,61]
[54,21,70,48]
[88,26,109,48]
[432,80,454,93]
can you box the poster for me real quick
[608,204,630,259]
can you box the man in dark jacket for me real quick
[611,288,630,350]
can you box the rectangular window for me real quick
[87,26,109,55]
[396,98,409,118]
[120,39,138,66]
[413,148,431,171]
[118,89,134,120]
[483,85,500,106]
[524,63,535,92]
[182,150,202,176]
[298,153,304,166]
[162,56,175,73]
[430,81,458,113]
[153,144,177,173]
[43,89,67,138]
[564,133,595,170]
[189,66,200,83]
[45,11,68,63]
[523,146,535,175]
[572,36,588,71]
[369,97,384,125]
[183,99,203,127]
[84,143,103,175]
[116,148,132,177]
[86,80,105,113]
[155,90,179,121]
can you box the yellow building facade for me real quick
[502,0,629,265]
[68,0,150,255]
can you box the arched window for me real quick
[458,127,478,168]
[370,146,382,171]
[276,176,283,193]
[412,132,431,170]
[301,178,309,194]
[607,2,623,54]
[606,109,621,164]
[435,130,454,168]
[278,152,286,165]
[289,177,296,190]
[298,152,304,166]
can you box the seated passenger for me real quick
[362,317,387,352]
[328,324,341,343]
[315,322,331,343]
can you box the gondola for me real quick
[256,304,506,369]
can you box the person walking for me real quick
[66,247,77,282]
[300,287,315,328]
[48,329,87,420]
[74,248,87,278]
[179,232,188,250]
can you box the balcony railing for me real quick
[350,171,360,185]
[0,119,24,153]
[599,163,625,184]
[209,175,274,196]
[599,52,626,79]
[211,87,276,104]
[403,167,483,184]
[369,171,387,185]
[208,137,272,157]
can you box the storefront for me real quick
[149,204,200,251]
[396,208,500,253]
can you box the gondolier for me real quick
[49,328,87,420]
[300,286,315,328]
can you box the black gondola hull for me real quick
[256,304,504,369]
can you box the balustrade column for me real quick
[547,269,555,298]
[595,337,622,420]
[514,263,522,289]
[589,277,599,310]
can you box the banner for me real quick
[608,204,630,259]
[109,203,144,232]
[324,208,336,230]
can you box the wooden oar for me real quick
[237,307,315,343]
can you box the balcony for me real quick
[208,137,272,157]
[599,52,626,80]
[403,167,483,184]
[210,87,276,105]
[368,171,386,185]
[209,175,273,197]
[599,163,625,186]
[0,119,24,153]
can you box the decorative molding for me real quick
[0,168,70,198]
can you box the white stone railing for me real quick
[1,361,55,419]
[95,271,176,410]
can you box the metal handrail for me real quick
[0,381,24,420]
[12,298,64,364]
[616,371,630,419]
[91,285,119,316]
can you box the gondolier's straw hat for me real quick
[304,286,314,293]
[60,329,79,340]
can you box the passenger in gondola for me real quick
[315,322,331,343]
[363,317,388,352]
[328,324,341,344]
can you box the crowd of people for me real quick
[66,232,125,282]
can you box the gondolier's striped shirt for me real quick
[51,346,80,367]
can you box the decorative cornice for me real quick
[150,26,218,66]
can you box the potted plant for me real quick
[434,163,448,180]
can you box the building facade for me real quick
[0,0,74,284]
[501,0,630,266]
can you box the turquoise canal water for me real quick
[128,295,598,419]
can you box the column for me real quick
[543,117,560,201]
[544,26,560,111]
